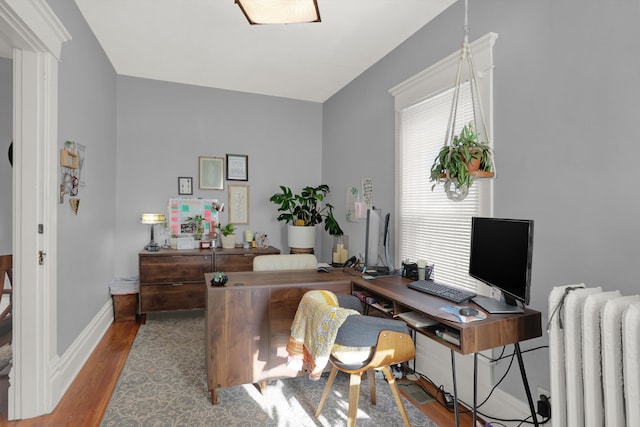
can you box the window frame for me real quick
[389,32,498,294]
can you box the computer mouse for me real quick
[459,307,479,317]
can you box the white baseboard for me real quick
[49,300,114,406]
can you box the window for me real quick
[390,33,497,293]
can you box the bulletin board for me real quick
[167,198,222,237]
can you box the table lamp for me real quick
[141,213,166,252]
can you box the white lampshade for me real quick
[235,0,320,25]
[141,213,166,224]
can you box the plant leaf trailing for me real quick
[269,184,344,236]
[429,121,493,192]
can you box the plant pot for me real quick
[287,225,316,250]
[465,148,482,172]
[221,234,236,249]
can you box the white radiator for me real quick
[548,284,640,427]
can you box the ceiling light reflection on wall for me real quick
[235,0,321,25]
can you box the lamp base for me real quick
[145,242,160,252]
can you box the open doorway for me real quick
[0,0,70,420]
[0,55,13,417]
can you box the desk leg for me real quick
[450,349,460,427]
[473,353,478,427]
[514,343,539,427]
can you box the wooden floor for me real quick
[0,319,479,427]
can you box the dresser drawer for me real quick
[140,282,205,312]
[140,254,213,283]
[215,253,255,272]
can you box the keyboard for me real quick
[407,280,476,303]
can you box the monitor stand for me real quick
[472,295,524,314]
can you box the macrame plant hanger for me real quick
[441,0,494,202]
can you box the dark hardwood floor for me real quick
[0,319,139,427]
[0,318,479,427]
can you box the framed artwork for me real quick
[76,143,87,186]
[178,177,193,195]
[228,184,249,224]
[199,156,224,190]
[226,154,248,181]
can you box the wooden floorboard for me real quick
[0,319,139,427]
[0,318,475,427]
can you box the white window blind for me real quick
[390,33,496,293]
[397,84,481,291]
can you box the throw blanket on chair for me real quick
[286,290,359,380]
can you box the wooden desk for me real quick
[204,269,353,405]
[350,275,542,355]
[351,275,542,427]
[204,270,542,426]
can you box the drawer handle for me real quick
[172,283,184,286]
[243,254,254,257]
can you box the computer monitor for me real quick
[469,217,534,314]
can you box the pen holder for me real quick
[402,262,419,280]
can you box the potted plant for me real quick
[269,184,343,250]
[217,223,236,249]
[185,215,205,240]
[429,121,494,198]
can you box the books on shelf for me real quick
[371,302,393,313]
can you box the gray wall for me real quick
[49,0,118,353]
[323,0,640,401]
[114,77,323,275]
[0,57,11,256]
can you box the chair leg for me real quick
[381,365,412,427]
[347,372,363,427]
[315,366,339,418]
[367,369,376,405]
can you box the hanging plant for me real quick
[429,121,493,194]
[429,0,496,202]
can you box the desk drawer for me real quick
[140,282,205,312]
[140,254,212,283]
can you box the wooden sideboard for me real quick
[138,246,279,320]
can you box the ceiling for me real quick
[71,0,454,102]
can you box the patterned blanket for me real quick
[286,290,359,379]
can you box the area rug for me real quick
[101,311,437,427]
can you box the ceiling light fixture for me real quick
[235,0,321,25]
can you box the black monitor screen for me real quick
[469,217,534,306]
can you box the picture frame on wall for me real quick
[226,154,248,181]
[228,184,249,224]
[178,177,193,195]
[199,156,225,190]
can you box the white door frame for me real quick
[0,0,70,419]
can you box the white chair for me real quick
[253,254,318,271]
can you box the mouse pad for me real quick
[439,305,488,323]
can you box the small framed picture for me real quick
[226,154,248,181]
[178,177,193,195]
[199,156,225,190]
[228,184,249,224]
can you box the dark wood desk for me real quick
[204,269,353,405]
[350,275,542,355]
[204,270,542,426]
